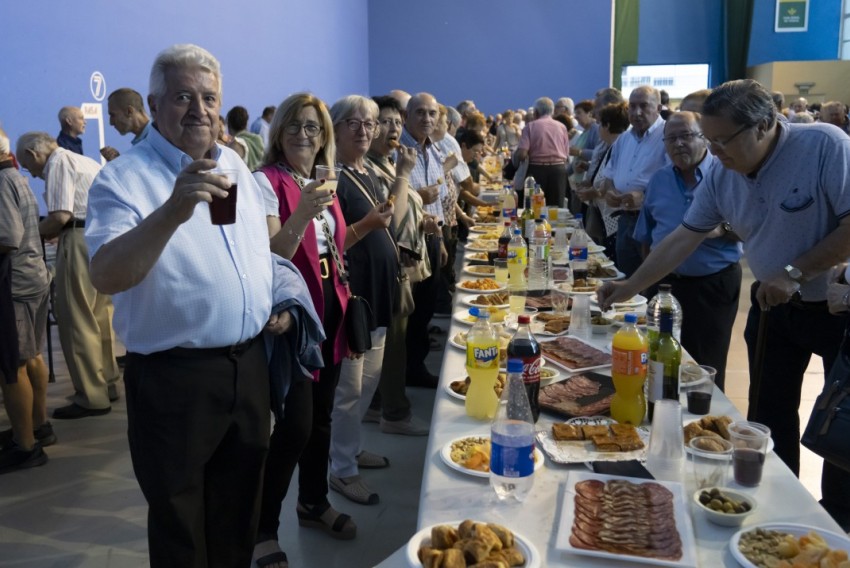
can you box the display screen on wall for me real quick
[620,64,711,99]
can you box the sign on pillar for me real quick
[84,70,107,165]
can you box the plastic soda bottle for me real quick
[569,213,589,283]
[490,359,536,502]
[507,229,527,286]
[497,221,512,259]
[499,183,518,223]
[646,283,683,343]
[506,315,541,422]
[465,308,501,420]
[610,313,649,425]
[530,183,546,219]
[523,175,536,205]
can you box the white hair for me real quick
[330,95,379,125]
[534,97,555,117]
[16,132,57,156]
[149,44,222,100]
[790,111,815,124]
[0,126,9,155]
[556,97,575,114]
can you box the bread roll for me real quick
[441,548,465,568]
[486,523,514,548]
[431,524,459,549]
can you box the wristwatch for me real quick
[784,264,803,282]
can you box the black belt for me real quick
[789,297,829,312]
[529,161,566,166]
[668,262,739,280]
[612,210,640,218]
[150,335,259,359]
[63,219,85,229]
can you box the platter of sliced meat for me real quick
[540,336,612,373]
[537,372,615,418]
[556,471,698,567]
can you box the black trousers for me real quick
[258,277,342,538]
[406,235,441,377]
[659,262,742,391]
[527,163,567,207]
[744,282,850,527]
[125,337,269,568]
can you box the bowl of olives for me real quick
[693,487,757,527]
[590,316,613,335]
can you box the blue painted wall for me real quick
[1,0,370,206]
[367,0,613,114]
[637,0,725,84]
[747,0,841,66]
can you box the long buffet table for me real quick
[377,243,844,568]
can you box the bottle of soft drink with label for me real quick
[569,213,589,284]
[490,359,536,502]
[531,183,546,219]
[497,221,512,259]
[610,313,649,425]
[465,308,501,420]
[499,183,518,223]
[522,175,536,206]
[647,307,681,421]
[507,229,527,286]
[527,219,551,295]
[506,315,541,422]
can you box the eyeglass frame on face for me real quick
[705,123,753,150]
[343,118,378,133]
[378,118,403,128]
[284,121,323,138]
[662,131,704,145]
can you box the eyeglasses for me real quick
[284,122,323,138]
[705,123,752,150]
[343,119,378,132]
[379,118,403,128]
[663,131,703,144]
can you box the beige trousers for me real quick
[54,228,118,409]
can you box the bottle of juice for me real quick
[507,229,527,286]
[610,313,649,425]
[465,308,501,420]
[531,183,546,219]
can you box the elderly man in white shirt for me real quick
[16,132,120,418]
[600,85,669,277]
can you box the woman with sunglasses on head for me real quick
[252,93,390,568]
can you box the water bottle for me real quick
[490,359,536,502]
[646,283,683,342]
[523,175,536,205]
[506,315,542,422]
[553,227,569,264]
[568,213,589,284]
[527,219,550,294]
[499,183,518,223]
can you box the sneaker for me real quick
[0,442,47,475]
[361,408,381,424]
[329,475,379,505]
[0,422,57,450]
[380,414,430,436]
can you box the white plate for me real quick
[541,336,612,373]
[463,251,492,263]
[588,243,606,254]
[555,471,698,568]
[683,418,775,454]
[466,242,499,252]
[597,269,626,281]
[439,435,545,478]
[462,265,497,277]
[536,416,650,464]
[469,225,501,233]
[406,520,542,568]
[593,294,648,308]
[456,280,507,293]
[460,294,509,309]
[730,523,850,568]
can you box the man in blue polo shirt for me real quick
[633,112,742,390]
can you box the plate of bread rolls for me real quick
[407,519,541,567]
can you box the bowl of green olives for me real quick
[693,487,757,527]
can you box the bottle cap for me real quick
[575,213,583,221]
[507,359,523,373]
[504,221,510,226]
[624,313,637,323]
[469,307,480,317]
[513,229,522,235]
[659,283,672,292]
[476,309,490,319]
[517,315,531,324]
[540,213,548,220]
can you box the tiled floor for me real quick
[0,259,831,566]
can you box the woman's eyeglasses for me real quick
[284,122,323,137]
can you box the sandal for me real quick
[253,540,288,568]
[296,500,357,540]
[356,450,390,469]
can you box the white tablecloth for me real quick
[377,266,842,568]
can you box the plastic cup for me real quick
[209,168,239,225]
[728,421,771,487]
[689,436,733,489]
[646,400,684,482]
[315,165,341,192]
[548,206,560,221]
[568,293,591,337]
[551,284,570,316]
[681,364,717,415]
[508,286,527,315]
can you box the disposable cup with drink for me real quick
[208,168,239,225]
[315,165,341,192]
[494,258,509,285]
[681,364,717,415]
[728,421,771,487]
[645,399,684,483]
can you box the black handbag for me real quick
[802,335,850,472]
[344,294,373,353]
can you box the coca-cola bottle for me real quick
[507,315,542,422]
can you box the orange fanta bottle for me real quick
[610,313,649,425]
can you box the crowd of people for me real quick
[1,41,850,567]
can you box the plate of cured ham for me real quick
[537,373,615,418]
[556,471,698,568]
[540,336,612,373]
